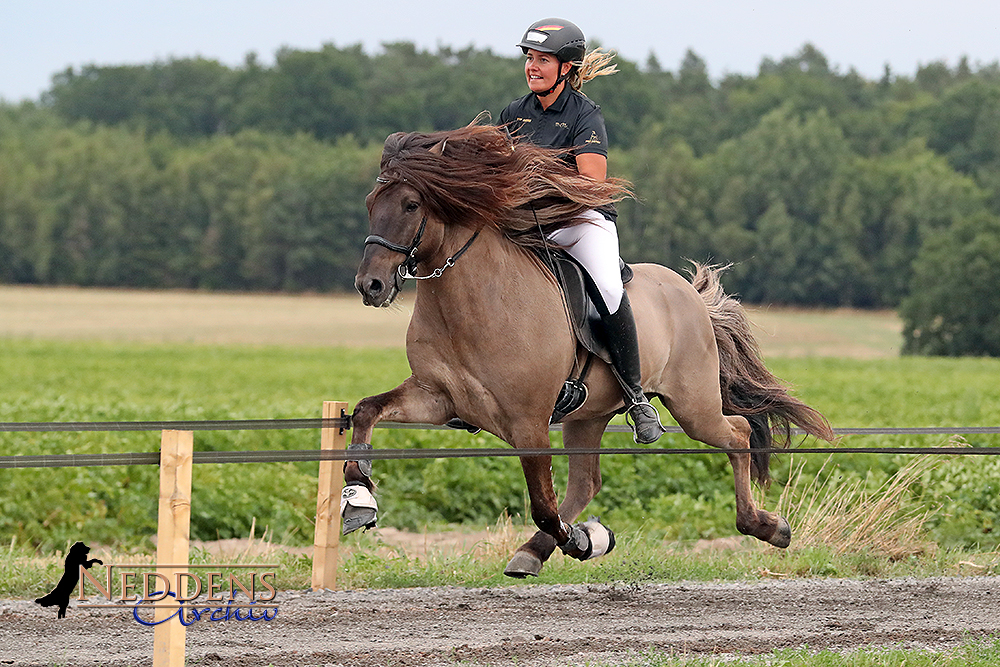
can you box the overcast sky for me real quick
[3,0,999,102]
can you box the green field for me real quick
[1,286,999,572]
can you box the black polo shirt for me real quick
[498,85,609,158]
[498,85,616,220]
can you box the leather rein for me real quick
[364,176,480,282]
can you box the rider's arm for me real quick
[575,152,607,181]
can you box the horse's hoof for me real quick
[341,484,378,535]
[769,516,792,549]
[504,551,542,578]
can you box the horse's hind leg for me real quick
[505,417,612,578]
[723,415,790,547]
[673,406,790,548]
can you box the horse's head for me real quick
[355,176,431,307]
[357,123,607,307]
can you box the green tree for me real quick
[698,106,856,304]
[901,212,1000,356]
[47,59,238,137]
[826,140,989,306]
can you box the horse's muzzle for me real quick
[355,271,400,308]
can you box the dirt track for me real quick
[3,576,998,666]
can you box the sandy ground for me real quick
[2,576,998,666]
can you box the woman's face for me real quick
[524,49,569,95]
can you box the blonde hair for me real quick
[567,49,619,90]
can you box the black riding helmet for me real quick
[517,18,586,64]
[517,18,586,96]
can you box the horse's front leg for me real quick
[505,417,614,578]
[504,422,615,578]
[503,447,570,575]
[342,376,452,534]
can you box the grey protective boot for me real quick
[601,292,666,444]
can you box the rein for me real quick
[364,176,480,282]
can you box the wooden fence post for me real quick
[313,401,348,591]
[153,430,193,667]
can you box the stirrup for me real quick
[626,399,666,444]
[445,417,481,434]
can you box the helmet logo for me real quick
[525,25,565,44]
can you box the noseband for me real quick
[364,176,479,282]
[364,213,428,280]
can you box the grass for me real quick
[591,639,1000,666]
[3,286,1000,602]
[0,284,902,357]
[772,454,942,558]
[6,437,999,615]
[7,472,1000,600]
[7,529,999,600]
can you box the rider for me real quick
[498,18,666,444]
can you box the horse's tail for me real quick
[689,262,835,485]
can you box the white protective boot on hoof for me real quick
[340,483,378,534]
[559,517,616,561]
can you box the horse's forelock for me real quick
[374,127,511,228]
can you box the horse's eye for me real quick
[405,202,420,213]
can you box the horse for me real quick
[346,123,835,577]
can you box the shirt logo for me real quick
[555,122,569,129]
[585,131,602,145]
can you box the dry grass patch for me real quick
[0,285,903,357]
[772,453,943,559]
[0,285,413,347]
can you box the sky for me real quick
[3,0,999,102]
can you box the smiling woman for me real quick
[496,18,671,443]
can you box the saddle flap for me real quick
[534,247,632,365]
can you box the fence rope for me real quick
[2,441,1000,469]
[2,419,999,469]
[4,418,1000,435]
[0,417,350,433]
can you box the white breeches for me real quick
[546,209,624,315]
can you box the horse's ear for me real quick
[429,139,448,156]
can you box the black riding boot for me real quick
[601,292,666,444]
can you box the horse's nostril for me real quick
[367,279,384,297]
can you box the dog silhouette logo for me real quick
[35,542,103,618]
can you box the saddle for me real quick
[532,246,633,365]
[537,247,634,423]
[445,245,633,433]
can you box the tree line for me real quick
[3,42,1000,354]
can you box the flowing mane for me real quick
[373,123,633,246]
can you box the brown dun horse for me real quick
[347,123,834,577]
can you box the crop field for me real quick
[2,283,999,553]
[4,285,1000,666]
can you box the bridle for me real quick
[364,176,480,282]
